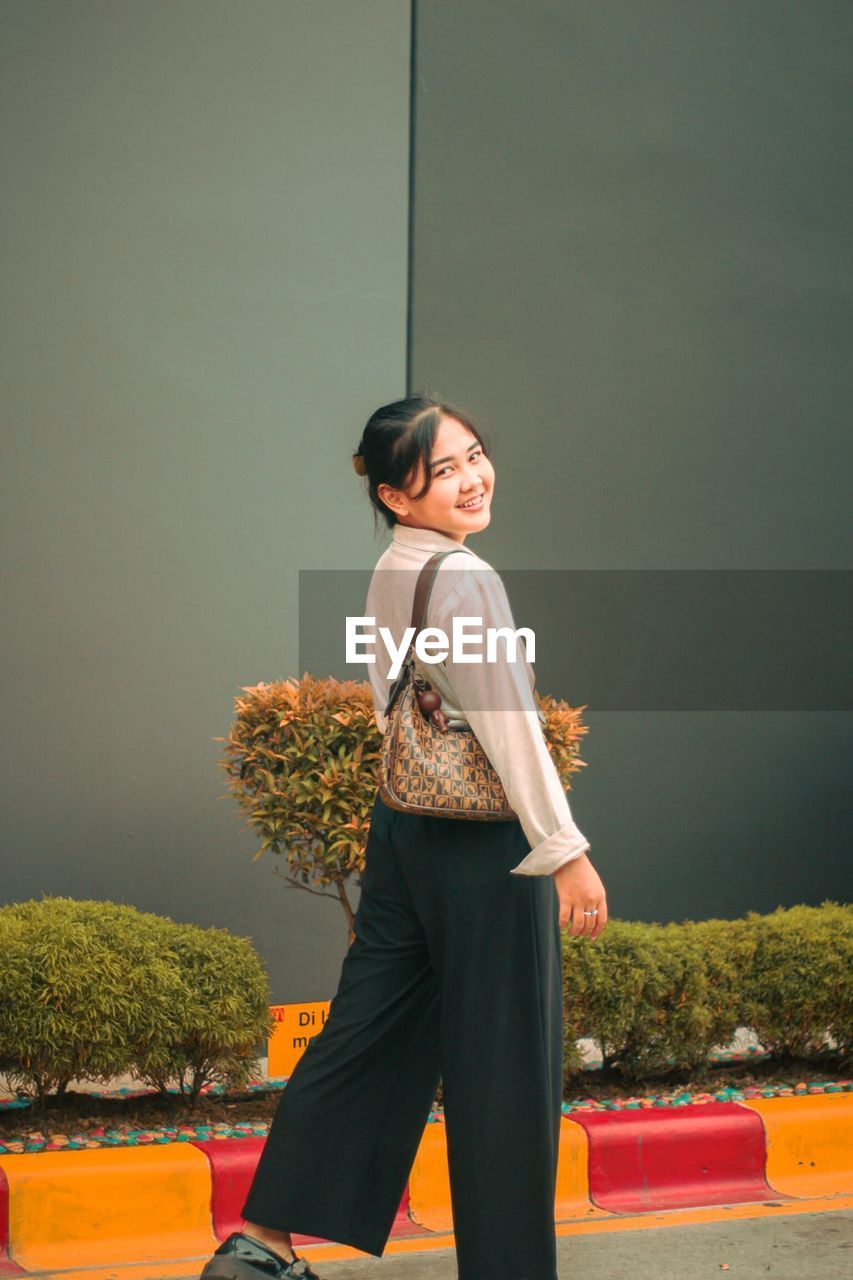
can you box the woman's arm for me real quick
[432,565,591,876]
[428,560,608,936]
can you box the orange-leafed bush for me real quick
[217,674,589,941]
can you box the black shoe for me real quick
[199,1231,322,1279]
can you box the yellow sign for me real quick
[267,1001,331,1078]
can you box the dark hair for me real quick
[352,392,492,534]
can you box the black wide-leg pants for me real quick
[240,789,564,1280]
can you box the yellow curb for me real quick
[27,1194,853,1278]
[553,1191,853,1235]
[738,1092,853,1197]
[308,1191,853,1261]
[554,1117,610,1220]
[16,1265,214,1280]
[406,1119,453,1232]
[0,1144,217,1273]
[407,1116,612,1233]
[4,1094,851,1275]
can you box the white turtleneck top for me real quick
[364,523,590,876]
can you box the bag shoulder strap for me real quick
[383,546,475,718]
[410,546,475,630]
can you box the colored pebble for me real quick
[2,1065,849,1154]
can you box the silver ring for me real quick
[583,908,598,916]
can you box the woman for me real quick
[201,396,608,1280]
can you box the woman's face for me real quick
[379,414,495,543]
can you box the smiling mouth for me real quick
[457,493,486,509]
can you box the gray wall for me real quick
[1,1,849,1008]
[0,0,409,1002]
[410,2,852,919]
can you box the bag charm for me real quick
[415,677,450,731]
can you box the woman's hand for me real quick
[552,852,608,939]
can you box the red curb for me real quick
[191,1138,418,1247]
[572,1101,787,1213]
[191,1137,265,1241]
[0,1165,27,1277]
[382,1183,432,1241]
[2,1097,842,1273]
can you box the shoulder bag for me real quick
[377,549,516,820]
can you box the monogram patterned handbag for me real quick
[378,550,517,820]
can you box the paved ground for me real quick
[26,1207,847,1280]
[299,1210,853,1279]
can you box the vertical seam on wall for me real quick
[406,0,417,394]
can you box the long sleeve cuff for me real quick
[508,826,591,876]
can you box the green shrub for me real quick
[0,897,186,1101]
[130,920,274,1102]
[1,896,847,1100]
[684,915,758,1051]
[0,897,273,1106]
[562,919,713,1083]
[740,901,852,1066]
[562,903,852,1085]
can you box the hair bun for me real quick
[352,451,367,476]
